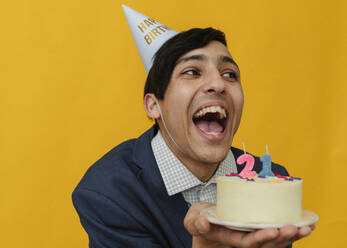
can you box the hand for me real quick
[184,202,315,248]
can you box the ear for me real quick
[144,93,161,119]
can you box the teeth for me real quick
[193,106,226,119]
[206,131,219,136]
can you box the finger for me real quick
[194,215,211,234]
[184,202,214,236]
[291,225,313,243]
[298,225,313,238]
[213,228,279,248]
[277,225,298,242]
[260,225,298,248]
[194,225,279,247]
[199,224,250,247]
[241,228,279,247]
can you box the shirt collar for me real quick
[151,130,238,196]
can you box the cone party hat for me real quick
[122,5,178,73]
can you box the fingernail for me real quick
[195,221,206,234]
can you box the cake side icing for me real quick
[216,175,302,224]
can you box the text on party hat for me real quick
[137,18,171,45]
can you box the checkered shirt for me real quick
[151,130,238,206]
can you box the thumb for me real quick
[184,202,214,236]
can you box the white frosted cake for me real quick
[216,174,302,224]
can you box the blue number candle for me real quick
[259,153,274,177]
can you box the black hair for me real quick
[144,27,228,100]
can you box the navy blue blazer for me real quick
[72,126,290,248]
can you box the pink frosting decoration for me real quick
[237,154,257,177]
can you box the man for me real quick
[72,7,314,248]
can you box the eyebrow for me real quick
[220,56,238,68]
[176,55,205,65]
[176,54,239,69]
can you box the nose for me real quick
[202,70,225,95]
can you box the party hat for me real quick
[122,5,178,73]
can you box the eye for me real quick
[182,69,200,76]
[222,71,238,80]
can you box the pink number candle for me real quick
[237,154,257,177]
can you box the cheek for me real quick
[164,92,190,123]
[226,85,243,107]
[231,86,244,108]
[170,83,196,110]
[234,94,244,113]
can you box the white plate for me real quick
[200,206,319,232]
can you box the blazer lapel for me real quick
[133,126,192,248]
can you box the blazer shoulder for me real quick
[73,138,141,195]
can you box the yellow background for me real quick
[1,0,346,247]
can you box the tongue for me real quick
[195,120,223,133]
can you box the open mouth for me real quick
[192,106,228,136]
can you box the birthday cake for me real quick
[216,153,302,224]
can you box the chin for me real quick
[199,147,230,165]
